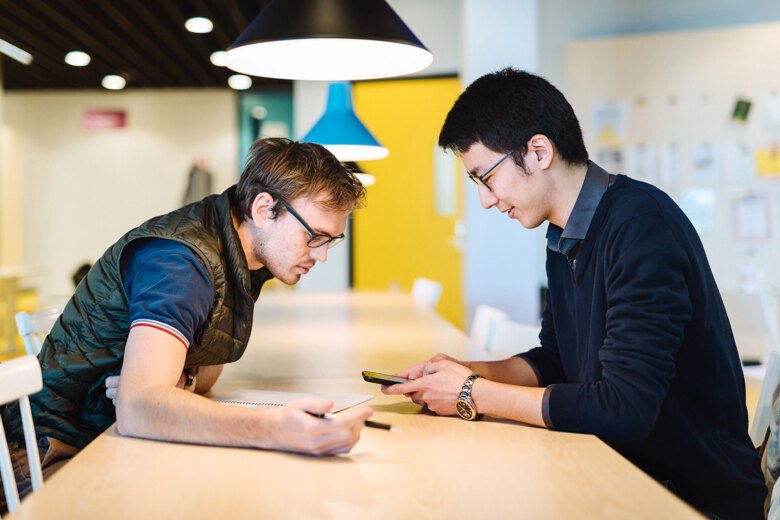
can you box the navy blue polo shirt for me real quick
[120,238,214,349]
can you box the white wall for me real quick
[4,89,237,304]
[462,0,544,326]
[539,0,780,89]
[388,0,461,77]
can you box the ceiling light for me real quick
[251,106,268,120]
[0,38,33,65]
[185,17,213,34]
[228,74,252,90]
[225,0,432,80]
[302,82,389,161]
[64,51,91,67]
[101,75,126,90]
[209,50,226,67]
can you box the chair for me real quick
[15,309,62,356]
[0,355,44,513]
[484,318,542,357]
[411,277,442,311]
[760,360,779,519]
[469,304,507,350]
[720,290,780,446]
[753,350,780,447]
[721,290,779,364]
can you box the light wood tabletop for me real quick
[12,291,701,519]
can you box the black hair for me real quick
[439,68,589,170]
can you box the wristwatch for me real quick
[183,367,198,393]
[456,374,483,421]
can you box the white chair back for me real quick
[469,305,507,349]
[485,318,541,357]
[721,290,779,363]
[15,309,62,356]
[411,277,442,311]
[752,350,780,447]
[0,355,44,513]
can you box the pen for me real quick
[305,411,400,432]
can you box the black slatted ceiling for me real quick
[0,0,290,90]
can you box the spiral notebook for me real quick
[211,389,372,412]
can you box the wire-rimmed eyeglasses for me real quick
[466,150,514,191]
[281,201,345,249]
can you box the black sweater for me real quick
[521,175,765,519]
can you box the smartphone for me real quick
[362,370,410,386]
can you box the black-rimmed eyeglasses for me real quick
[281,202,345,249]
[467,150,514,191]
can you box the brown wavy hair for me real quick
[234,138,366,221]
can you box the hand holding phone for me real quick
[362,370,410,386]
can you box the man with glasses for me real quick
[383,68,765,519]
[1,138,371,509]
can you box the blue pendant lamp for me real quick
[302,82,389,162]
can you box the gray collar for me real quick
[546,161,614,258]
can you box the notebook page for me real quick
[211,389,372,413]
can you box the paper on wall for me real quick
[679,189,716,237]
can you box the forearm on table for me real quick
[194,364,223,394]
[463,356,540,387]
[116,386,281,449]
[471,378,546,427]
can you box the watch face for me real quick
[456,399,476,420]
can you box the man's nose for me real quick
[311,244,328,263]
[478,186,498,210]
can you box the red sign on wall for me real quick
[81,109,127,132]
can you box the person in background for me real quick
[1,138,371,512]
[70,262,91,288]
[384,68,766,520]
[181,155,214,206]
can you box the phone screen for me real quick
[362,370,410,386]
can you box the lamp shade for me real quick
[302,82,389,162]
[344,161,376,186]
[225,0,432,80]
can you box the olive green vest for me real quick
[5,187,271,449]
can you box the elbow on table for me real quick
[606,420,654,443]
[600,405,659,443]
[114,393,148,438]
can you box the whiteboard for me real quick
[567,21,780,295]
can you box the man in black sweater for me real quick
[383,68,766,519]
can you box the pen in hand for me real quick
[306,411,400,432]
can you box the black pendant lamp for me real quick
[225,0,433,81]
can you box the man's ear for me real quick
[250,192,276,228]
[527,134,554,170]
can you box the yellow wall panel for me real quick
[352,78,464,328]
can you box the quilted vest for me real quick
[4,187,271,449]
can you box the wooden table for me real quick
[12,291,701,519]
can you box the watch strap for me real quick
[458,373,481,401]
[183,367,198,393]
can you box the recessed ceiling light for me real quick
[251,105,268,120]
[228,74,252,90]
[185,17,213,34]
[65,51,91,66]
[101,75,126,90]
[209,51,226,67]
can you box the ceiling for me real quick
[0,0,292,90]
